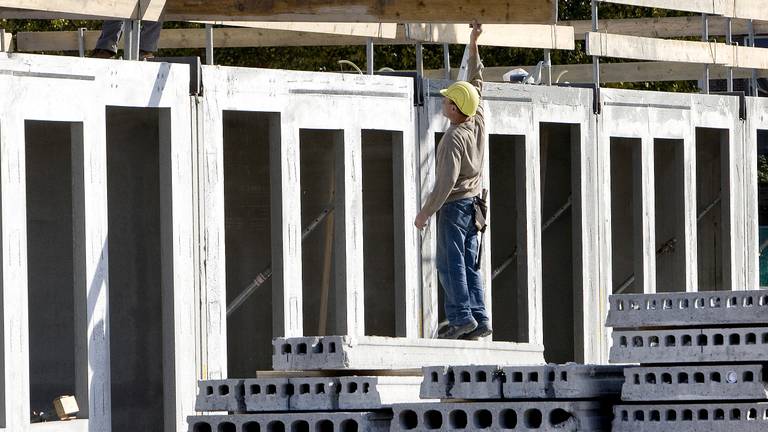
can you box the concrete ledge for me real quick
[272,336,544,370]
[622,364,768,401]
[391,401,607,431]
[30,420,89,432]
[606,291,768,328]
[613,402,768,431]
[610,327,768,363]
[187,411,391,432]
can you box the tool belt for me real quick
[473,189,488,233]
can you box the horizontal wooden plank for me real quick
[163,0,557,24]
[566,17,768,40]
[424,61,768,83]
[0,0,161,19]
[405,24,575,50]
[596,0,768,21]
[195,21,399,38]
[14,28,405,51]
[586,32,733,65]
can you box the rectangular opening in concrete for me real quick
[489,134,528,343]
[300,129,343,336]
[539,123,581,363]
[361,130,406,337]
[434,132,446,325]
[610,138,641,294]
[654,139,686,292]
[695,128,730,291]
[25,120,87,420]
[223,111,278,374]
[758,130,768,287]
[106,107,168,431]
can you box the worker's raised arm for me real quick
[467,22,483,95]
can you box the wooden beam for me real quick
[0,0,161,20]
[404,24,575,50]
[196,22,398,38]
[586,32,732,65]
[163,0,557,24]
[14,28,404,51]
[423,62,768,83]
[595,0,768,21]
[587,32,768,69]
[565,16,768,40]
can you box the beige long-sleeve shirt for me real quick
[421,50,484,217]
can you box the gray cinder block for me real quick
[450,365,504,399]
[391,400,607,432]
[613,402,768,431]
[243,378,291,412]
[187,411,392,432]
[338,376,383,409]
[420,366,451,399]
[610,327,768,364]
[272,336,347,370]
[622,364,768,401]
[288,377,340,411]
[606,291,768,328]
[194,379,244,412]
[503,364,625,400]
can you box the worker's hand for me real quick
[470,20,483,41]
[414,211,430,230]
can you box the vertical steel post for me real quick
[416,42,424,77]
[591,1,600,87]
[78,27,86,57]
[205,24,214,65]
[544,49,552,85]
[749,20,758,96]
[443,43,451,80]
[726,18,733,92]
[702,14,710,94]
[366,38,374,75]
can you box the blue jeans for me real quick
[436,198,488,327]
[95,20,163,53]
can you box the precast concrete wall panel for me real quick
[0,53,195,432]
[200,66,421,378]
[745,98,768,289]
[421,81,597,363]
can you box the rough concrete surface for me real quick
[613,402,768,431]
[622,364,768,401]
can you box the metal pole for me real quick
[0,28,5,53]
[749,20,758,96]
[366,37,374,75]
[416,42,424,77]
[702,14,710,94]
[544,49,552,85]
[443,43,451,80]
[77,27,86,58]
[726,18,733,92]
[133,20,142,60]
[205,24,214,65]
[123,19,133,60]
[591,0,600,87]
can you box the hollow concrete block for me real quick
[613,402,768,431]
[195,379,244,412]
[622,364,768,401]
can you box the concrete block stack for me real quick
[187,375,397,431]
[608,290,768,431]
[390,363,624,431]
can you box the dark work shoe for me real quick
[459,322,493,340]
[437,320,477,339]
[89,49,115,59]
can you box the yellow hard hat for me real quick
[440,81,480,117]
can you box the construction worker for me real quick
[414,22,490,340]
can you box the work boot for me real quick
[459,322,493,340]
[437,320,477,339]
[140,50,155,60]
[89,49,115,59]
